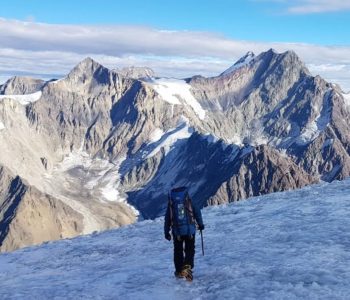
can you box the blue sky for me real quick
[0,0,350,91]
[2,0,349,45]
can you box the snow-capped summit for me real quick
[234,51,255,66]
[220,51,255,76]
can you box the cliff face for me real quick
[0,166,83,252]
[208,145,316,205]
[1,49,349,251]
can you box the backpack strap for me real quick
[184,194,195,225]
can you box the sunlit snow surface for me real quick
[147,120,192,158]
[221,51,255,76]
[1,179,350,299]
[147,78,206,120]
[0,91,42,105]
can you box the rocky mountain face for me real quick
[0,166,84,252]
[0,49,349,251]
[0,76,45,95]
[118,66,155,80]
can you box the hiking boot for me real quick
[174,271,184,278]
[180,264,193,281]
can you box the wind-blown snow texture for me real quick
[1,179,350,299]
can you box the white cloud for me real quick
[307,63,350,91]
[0,18,349,92]
[255,0,350,14]
[0,18,240,58]
[287,0,350,14]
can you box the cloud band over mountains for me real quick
[0,18,350,91]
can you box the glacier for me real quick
[147,78,206,120]
[1,178,350,299]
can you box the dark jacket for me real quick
[164,190,204,237]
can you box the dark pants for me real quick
[173,235,195,272]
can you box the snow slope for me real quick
[0,91,42,105]
[221,51,255,76]
[147,78,206,120]
[1,179,350,299]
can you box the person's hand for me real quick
[165,232,171,241]
[198,224,204,230]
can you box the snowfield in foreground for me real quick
[1,179,350,299]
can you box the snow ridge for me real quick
[221,51,255,76]
[0,91,42,105]
[1,179,350,299]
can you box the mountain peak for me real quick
[234,51,255,66]
[70,57,104,73]
[66,57,111,85]
[220,51,255,76]
[267,48,278,54]
[259,48,299,61]
[0,76,45,95]
[254,48,308,76]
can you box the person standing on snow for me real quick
[164,186,204,281]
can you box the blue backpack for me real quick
[168,187,195,236]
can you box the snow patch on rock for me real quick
[296,90,331,145]
[52,150,127,203]
[51,77,66,84]
[41,148,139,233]
[227,134,244,146]
[0,91,42,105]
[147,78,206,120]
[149,128,164,143]
[297,121,319,145]
[221,51,255,76]
[147,120,193,158]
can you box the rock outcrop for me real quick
[0,166,83,252]
[208,145,316,205]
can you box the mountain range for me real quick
[1,49,350,251]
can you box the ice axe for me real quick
[200,230,204,256]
